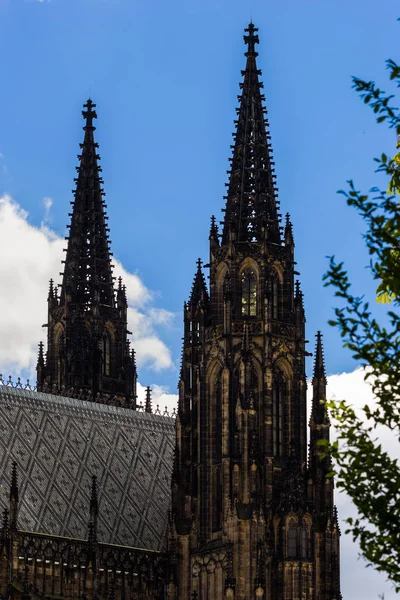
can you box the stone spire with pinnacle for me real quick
[37,100,137,407]
[172,22,340,598]
[222,22,280,245]
[60,99,114,307]
[311,330,328,424]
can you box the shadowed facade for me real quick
[171,23,341,600]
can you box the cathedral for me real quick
[0,23,341,600]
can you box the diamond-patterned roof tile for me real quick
[0,387,175,550]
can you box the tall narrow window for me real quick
[287,519,297,558]
[213,374,222,531]
[215,375,222,461]
[102,332,111,377]
[272,276,279,319]
[301,522,310,559]
[272,375,284,457]
[189,320,200,344]
[241,268,257,317]
[56,330,64,390]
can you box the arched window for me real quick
[272,374,284,457]
[241,268,257,317]
[102,332,111,377]
[287,519,297,558]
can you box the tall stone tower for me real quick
[171,24,341,599]
[37,100,137,407]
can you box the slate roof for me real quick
[0,386,175,551]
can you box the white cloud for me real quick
[315,369,397,599]
[0,194,174,376]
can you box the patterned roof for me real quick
[0,387,175,551]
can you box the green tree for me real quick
[322,52,400,589]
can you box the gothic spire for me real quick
[188,259,209,308]
[313,331,326,383]
[60,99,115,308]
[312,331,328,424]
[222,23,280,245]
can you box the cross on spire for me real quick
[82,98,97,129]
[244,22,259,56]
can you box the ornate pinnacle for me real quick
[313,331,327,383]
[37,342,45,368]
[284,213,294,246]
[10,462,18,502]
[90,475,98,518]
[145,386,152,414]
[117,276,127,307]
[295,280,304,307]
[89,474,99,542]
[311,331,328,426]
[9,463,18,540]
[87,520,96,549]
[48,278,54,300]
[209,215,219,243]
[189,259,209,307]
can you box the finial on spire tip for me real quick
[244,21,259,56]
[82,98,97,126]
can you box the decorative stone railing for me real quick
[0,374,176,418]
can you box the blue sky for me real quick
[1,0,399,389]
[0,1,399,596]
